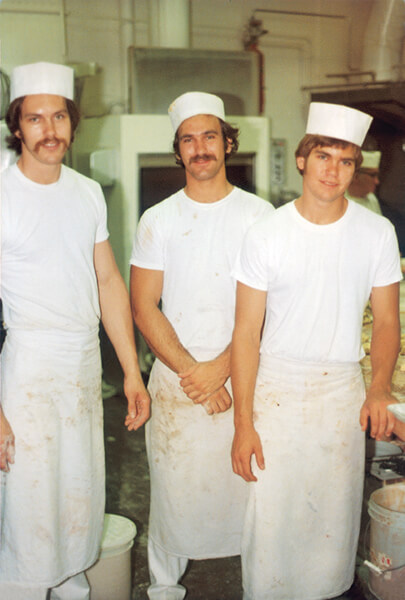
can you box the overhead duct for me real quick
[148,0,190,48]
[361,0,405,81]
[129,0,260,115]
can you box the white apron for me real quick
[0,329,105,588]
[242,354,365,600]
[146,357,248,559]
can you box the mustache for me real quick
[34,137,68,152]
[189,154,217,164]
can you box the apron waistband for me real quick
[258,353,362,382]
[4,327,99,349]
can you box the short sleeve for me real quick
[95,187,109,243]
[373,220,402,287]
[130,207,165,270]
[232,222,270,291]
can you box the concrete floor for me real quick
[102,390,375,600]
[103,392,245,600]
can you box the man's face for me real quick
[354,168,380,196]
[296,144,357,204]
[177,114,230,183]
[16,94,72,167]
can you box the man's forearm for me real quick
[369,321,400,393]
[360,319,401,439]
[231,330,260,428]
[99,274,144,382]
[134,303,197,374]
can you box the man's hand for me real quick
[123,375,151,431]
[201,386,232,415]
[0,411,15,472]
[178,357,229,403]
[231,422,265,482]
[360,387,398,440]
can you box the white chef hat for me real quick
[168,91,225,132]
[306,102,372,147]
[10,62,74,102]
[361,150,381,169]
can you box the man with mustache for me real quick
[130,91,273,599]
[0,62,150,599]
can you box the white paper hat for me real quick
[361,150,381,169]
[306,102,372,147]
[168,91,225,132]
[10,62,74,102]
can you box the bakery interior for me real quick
[2,0,405,598]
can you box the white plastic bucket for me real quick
[367,483,405,600]
[86,513,137,600]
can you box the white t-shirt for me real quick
[131,187,273,356]
[1,163,109,332]
[233,199,402,363]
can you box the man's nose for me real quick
[43,118,57,137]
[327,160,339,176]
[194,137,206,154]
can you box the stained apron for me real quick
[0,328,105,587]
[242,354,365,600]
[146,357,248,559]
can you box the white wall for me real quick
[0,0,377,194]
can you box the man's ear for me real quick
[225,137,232,155]
[15,130,22,140]
[296,156,305,171]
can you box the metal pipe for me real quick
[325,71,376,82]
[119,0,135,113]
[302,80,404,91]
[59,0,68,60]
[0,7,60,14]
[254,8,346,21]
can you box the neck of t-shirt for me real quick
[16,157,62,185]
[184,179,234,204]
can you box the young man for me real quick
[346,149,382,214]
[0,62,150,600]
[231,102,402,600]
[130,91,273,599]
